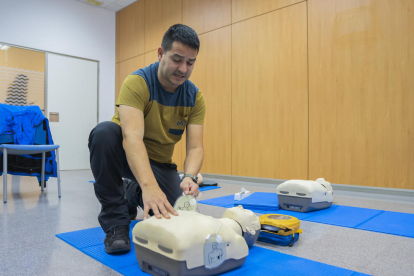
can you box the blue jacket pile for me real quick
[0,103,57,179]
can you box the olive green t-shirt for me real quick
[112,62,206,163]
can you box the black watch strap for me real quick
[183,173,198,183]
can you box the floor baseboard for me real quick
[184,172,414,198]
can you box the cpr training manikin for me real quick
[132,194,261,276]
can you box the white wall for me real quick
[0,0,115,122]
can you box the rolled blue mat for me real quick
[199,186,221,191]
[199,179,218,186]
[56,221,367,276]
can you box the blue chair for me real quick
[0,104,61,203]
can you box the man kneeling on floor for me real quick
[88,24,205,254]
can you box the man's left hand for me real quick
[180,177,200,197]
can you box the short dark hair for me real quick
[161,24,200,53]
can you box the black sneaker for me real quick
[104,225,131,254]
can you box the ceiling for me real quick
[76,0,138,12]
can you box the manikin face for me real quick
[157,41,198,92]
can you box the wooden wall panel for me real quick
[115,55,145,104]
[188,26,232,175]
[144,49,184,170]
[145,0,182,53]
[232,0,305,23]
[183,0,231,35]
[144,50,158,67]
[232,3,308,179]
[308,0,414,189]
[116,0,145,63]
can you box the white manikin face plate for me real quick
[174,194,198,212]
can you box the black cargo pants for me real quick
[88,121,182,233]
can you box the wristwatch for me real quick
[183,173,198,184]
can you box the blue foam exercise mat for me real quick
[199,194,314,219]
[223,246,368,276]
[356,211,414,238]
[198,192,414,238]
[304,205,384,228]
[57,221,140,273]
[236,192,280,211]
[118,263,144,276]
[199,186,221,191]
[233,193,382,227]
[57,220,140,250]
[56,221,367,276]
[198,194,235,208]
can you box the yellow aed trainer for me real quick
[258,214,303,247]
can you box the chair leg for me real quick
[56,148,61,198]
[41,152,45,191]
[3,148,7,203]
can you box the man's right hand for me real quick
[142,186,179,220]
